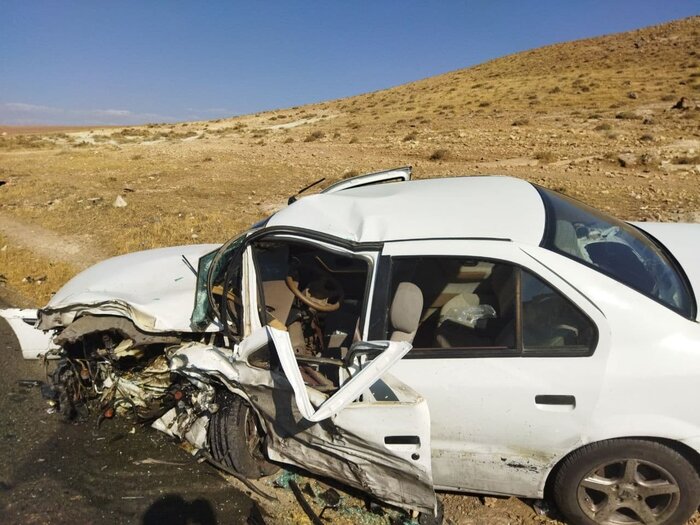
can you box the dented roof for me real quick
[267,176,546,245]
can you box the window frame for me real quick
[374,254,599,359]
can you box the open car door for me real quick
[320,166,412,194]
[169,325,436,515]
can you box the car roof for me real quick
[266,175,546,245]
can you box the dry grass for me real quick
[0,234,76,304]
[1,16,699,306]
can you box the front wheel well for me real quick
[543,436,700,501]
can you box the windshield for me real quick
[536,187,693,317]
[190,232,247,328]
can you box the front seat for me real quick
[389,282,423,343]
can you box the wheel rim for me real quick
[243,406,264,459]
[577,457,681,525]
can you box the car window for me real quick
[536,186,693,318]
[388,258,517,350]
[521,270,596,353]
[386,257,597,356]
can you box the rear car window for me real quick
[536,186,694,318]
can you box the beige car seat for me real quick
[389,282,424,343]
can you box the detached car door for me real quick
[376,239,611,498]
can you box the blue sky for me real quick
[1,1,697,125]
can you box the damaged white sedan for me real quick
[4,168,700,525]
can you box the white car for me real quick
[3,168,700,525]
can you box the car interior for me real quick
[251,240,370,390]
[389,257,595,352]
[389,258,517,349]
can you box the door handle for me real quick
[535,395,576,407]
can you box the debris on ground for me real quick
[113,195,128,208]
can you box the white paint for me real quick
[5,173,700,510]
[0,308,59,359]
[268,175,546,244]
[269,326,412,422]
[39,244,220,333]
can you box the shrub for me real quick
[428,149,449,161]
[673,155,700,165]
[534,151,556,162]
[615,111,640,120]
[304,131,325,142]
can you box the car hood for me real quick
[38,244,221,332]
[633,222,700,320]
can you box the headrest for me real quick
[390,282,423,333]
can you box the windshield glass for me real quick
[536,187,693,317]
[190,233,247,328]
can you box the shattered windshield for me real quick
[537,186,693,317]
[191,233,247,328]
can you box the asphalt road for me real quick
[0,299,256,525]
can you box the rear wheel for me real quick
[208,390,279,478]
[553,439,700,525]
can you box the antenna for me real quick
[288,177,326,205]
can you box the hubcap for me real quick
[577,458,680,524]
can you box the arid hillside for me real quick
[1,16,699,306]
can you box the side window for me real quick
[521,270,596,353]
[386,257,598,356]
[388,258,517,350]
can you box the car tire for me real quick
[553,439,700,525]
[208,390,279,479]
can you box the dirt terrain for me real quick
[1,15,699,524]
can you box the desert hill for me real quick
[1,16,699,306]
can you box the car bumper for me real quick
[0,308,59,359]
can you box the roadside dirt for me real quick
[0,212,107,269]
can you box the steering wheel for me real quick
[285,263,344,312]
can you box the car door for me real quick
[172,325,436,514]
[377,239,611,498]
[320,166,412,194]
[187,230,437,513]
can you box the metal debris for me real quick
[289,479,323,525]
